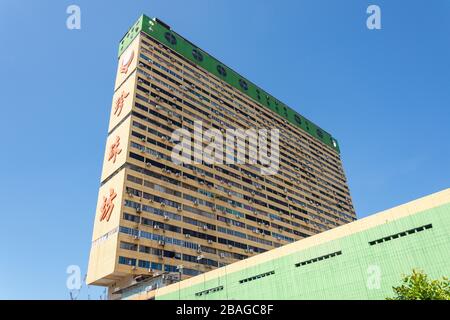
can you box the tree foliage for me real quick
[387,269,450,300]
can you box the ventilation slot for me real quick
[368,224,433,246]
[295,250,342,267]
[239,270,275,284]
[195,285,223,297]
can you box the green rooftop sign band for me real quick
[118,15,340,153]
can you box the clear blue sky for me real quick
[0,0,448,299]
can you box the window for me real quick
[120,242,138,251]
[183,268,201,276]
[123,213,140,223]
[152,263,162,270]
[138,260,150,269]
[164,264,178,272]
[118,256,136,266]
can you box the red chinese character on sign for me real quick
[108,136,122,163]
[120,49,134,74]
[99,188,117,222]
[114,91,129,117]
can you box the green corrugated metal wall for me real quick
[156,203,450,300]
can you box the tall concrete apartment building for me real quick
[87,14,356,296]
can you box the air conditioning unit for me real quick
[133,235,139,240]
[207,240,213,244]
[219,253,225,259]
[158,240,165,246]
[202,225,208,231]
[153,225,160,230]
[185,234,190,238]
[164,215,169,221]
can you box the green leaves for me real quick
[387,269,450,300]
